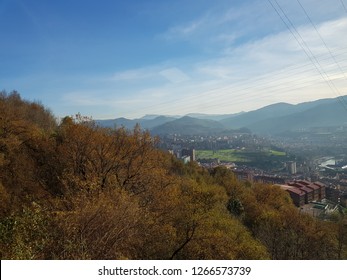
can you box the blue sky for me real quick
[1,0,347,119]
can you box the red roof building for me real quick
[288,182,314,203]
[277,185,305,207]
[312,181,326,200]
[277,181,326,208]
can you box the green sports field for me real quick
[196,149,286,163]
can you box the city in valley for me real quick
[159,127,347,216]
[97,95,347,219]
[2,91,347,260]
[2,0,347,264]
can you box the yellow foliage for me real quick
[0,91,344,260]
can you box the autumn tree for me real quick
[0,91,345,260]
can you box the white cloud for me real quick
[111,68,156,81]
[172,20,203,35]
[212,33,238,44]
[63,90,153,107]
[59,10,347,119]
[161,17,206,40]
[148,17,347,116]
[159,67,190,83]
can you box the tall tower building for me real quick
[287,161,297,174]
[182,148,195,162]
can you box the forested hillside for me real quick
[0,91,346,260]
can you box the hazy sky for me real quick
[1,0,347,119]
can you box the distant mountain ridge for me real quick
[150,116,226,136]
[96,115,177,130]
[96,95,347,136]
[246,99,347,134]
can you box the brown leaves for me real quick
[0,92,345,260]
[55,190,142,259]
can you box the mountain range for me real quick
[96,96,347,136]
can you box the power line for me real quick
[268,0,347,111]
[126,56,347,117]
[295,0,347,110]
[129,49,347,113]
[113,1,347,119]
[341,0,347,13]
[296,0,347,80]
[119,51,347,117]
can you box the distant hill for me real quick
[143,116,178,129]
[150,116,227,136]
[221,96,347,134]
[96,117,136,129]
[96,115,177,130]
[220,102,295,128]
[140,114,181,120]
[247,99,347,134]
[96,95,347,136]
[186,112,244,121]
[96,113,239,128]
[220,98,338,128]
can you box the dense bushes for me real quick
[0,91,346,259]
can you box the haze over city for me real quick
[1,0,347,119]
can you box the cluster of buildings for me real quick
[166,145,347,211]
[232,168,347,209]
[197,158,236,169]
[233,168,287,184]
[168,148,196,164]
[277,180,325,207]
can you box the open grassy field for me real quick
[269,149,286,156]
[196,149,249,162]
[196,149,286,163]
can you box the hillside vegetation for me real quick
[0,91,346,260]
